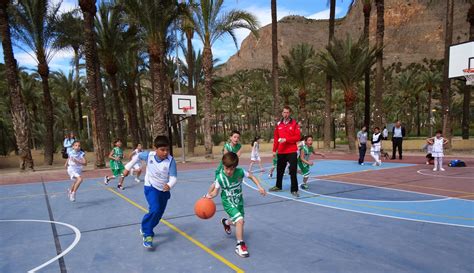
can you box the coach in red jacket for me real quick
[269,106,301,197]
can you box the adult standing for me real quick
[391,121,406,160]
[357,126,368,165]
[63,132,76,158]
[269,106,301,197]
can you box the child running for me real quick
[248,136,264,173]
[298,135,325,190]
[129,143,143,183]
[65,140,87,202]
[215,130,242,179]
[206,152,266,258]
[427,130,448,171]
[370,127,383,166]
[123,136,177,248]
[104,138,126,190]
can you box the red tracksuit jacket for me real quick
[272,118,301,154]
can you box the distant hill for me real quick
[218,0,470,76]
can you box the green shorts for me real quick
[110,160,124,177]
[221,196,244,223]
[297,160,310,177]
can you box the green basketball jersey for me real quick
[216,167,247,207]
[223,142,241,154]
[112,147,124,160]
[299,145,313,161]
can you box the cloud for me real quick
[307,7,342,20]
[14,49,75,73]
[51,0,79,14]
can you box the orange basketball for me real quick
[194,197,216,219]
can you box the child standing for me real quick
[427,130,448,171]
[424,141,434,165]
[128,143,143,183]
[248,136,264,173]
[124,136,177,248]
[206,152,266,258]
[104,139,126,190]
[215,130,242,179]
[65,141,87,202]
[298,135,325,190]
[370,127,382,166]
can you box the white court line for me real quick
[417,169,474,179]
[0,219,81,272]
[243,180,474,229]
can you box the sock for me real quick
[225,219,231,226]
[434,158,438,168]
[237,240,243,244]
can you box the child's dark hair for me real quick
[300,135,306,141]
[304,135,313,141]
[230,130,241,136]
[435,130,442,134]
[72,140,81,146]
[374,127,380,131]
[251,136,261,147]
[153,135,170,148]
[222,152,239,168]
[113,138,122,145]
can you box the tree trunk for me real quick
[109,72,127,145]
[95,57,110,153]
[186,31,196,155]
[202,45,214,157]
[79,0,107,168]
[73,47,83,132]
[344,87,357,151]
[428,88,433,137]
[37,54,54,165]
[374,0,384,128]
[442,0,454,145]
[416,94,421,136]
[363,1,372,128]
[136,79,149,147]
[125,84,140,147]
[324,0,336,149]
[149,42,168,138]
[271,0,280,120]
[0,0,34,170]
[298,87,307,133]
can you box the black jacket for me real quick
[392,126,406,138]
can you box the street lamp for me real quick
[82,115,90,139]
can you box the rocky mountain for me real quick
[218,0,470,76]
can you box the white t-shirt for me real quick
[432,137,444,153]
[371,133,382,152]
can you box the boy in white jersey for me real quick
[370,127,383,166]
[124,136,177,248]
[128,143,143,183]
[65,141,87,202]
[206,152,266,258]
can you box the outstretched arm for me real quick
[206,182,220,198]
[312,150,326,158]
[248,173,266,196]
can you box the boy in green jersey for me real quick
[298,135,325,190]
[215,130,242,179]
[104,139,126,190]
[206,152,266,258]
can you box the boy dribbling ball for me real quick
[298,135,325,190]
[206,152,266,258]
[65,141,87,202]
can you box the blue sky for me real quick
[0,0,353,73]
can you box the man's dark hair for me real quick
[435,130,442,134]
[154,135,170,148]
[283,105,292,112]
[222,152,239,168]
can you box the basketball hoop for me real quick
[182,106,194,117]
[463,68,474,85]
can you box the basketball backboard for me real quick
[172,94,197,115]
[449,41,474,79]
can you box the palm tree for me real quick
[95,2,127,145]
[421,70,442,137]
[373,0,384,128]
[11,0,60,165]
[51,70,80,132]
[282,43,316,133]
[0,0,34,170]
[441,0,454,145]
[271,0,280,120]
[318,36,379,151]
[362,0,372,128]
[79,0,109,168]
[120,0,183,138]
[192,0,259,157]
[55,10,85,131]
[323,0,336,149]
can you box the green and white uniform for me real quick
[272,151,279,166]
[297,145,313,177]
[215,142,242,178]
[110,147,125,176]
[215,167,248,223]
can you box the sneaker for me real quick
[291,191,300,198]
[221,218,231,235]
[300,184,309,190]
[268,186,281,192]
[117,184,125,190]
[378,161,382,166]
[235,242,249,258]
[433,168,438,171]
[135,178,141,183]
[143,236,153,248]
[440,168,445,171]
[104,176,110,185]
[268,173,272,178]
[360,163,365,166]
[69,191,76,202]
[372,163,378,166]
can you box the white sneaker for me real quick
[378,161,382,166]
[360,163,364,166]
[104,176,110,185]
[69,191,76,202]
[235,242,249,258]
[135,178,141,183]
[433,168,438,171]
[440,168,445,171]
[372,163,377,166]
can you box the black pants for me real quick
[276,152,298,192]
[358,143,367,164]
[392,137,403,159]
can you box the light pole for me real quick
[82,115,90,139]
[175,20,185,163]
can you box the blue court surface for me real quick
[1,160,473,273]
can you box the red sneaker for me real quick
[221,218,231,235]
[235,241,249,258]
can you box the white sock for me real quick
[438,158,443,169]
[434,158,438,168]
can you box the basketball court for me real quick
[1,156,473,273]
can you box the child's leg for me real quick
[141,186,170,237]
[136,168,142,178]
[248,160,254,172]
[258,159,264,172]
[438,157,443,170]
[72,176,83,192]
[235,219,244,242]
[433,157,438,170]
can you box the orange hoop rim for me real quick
[182,106,194,112]
[463,68,474,73]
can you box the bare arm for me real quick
[108,150,116,160]
[312,150,326,158]
[300,150,312,166]
[248,173,266,196]
[206,183,220,198]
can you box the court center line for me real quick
[104,187,244,273]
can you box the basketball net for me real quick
[462,68,474,85]
[182,106,193,117]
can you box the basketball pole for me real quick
[175,21,185,163]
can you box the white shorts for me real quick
[132,163,141,170]
[432,152,444,158]
[251,155,261,161]
[67,167,82,180]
